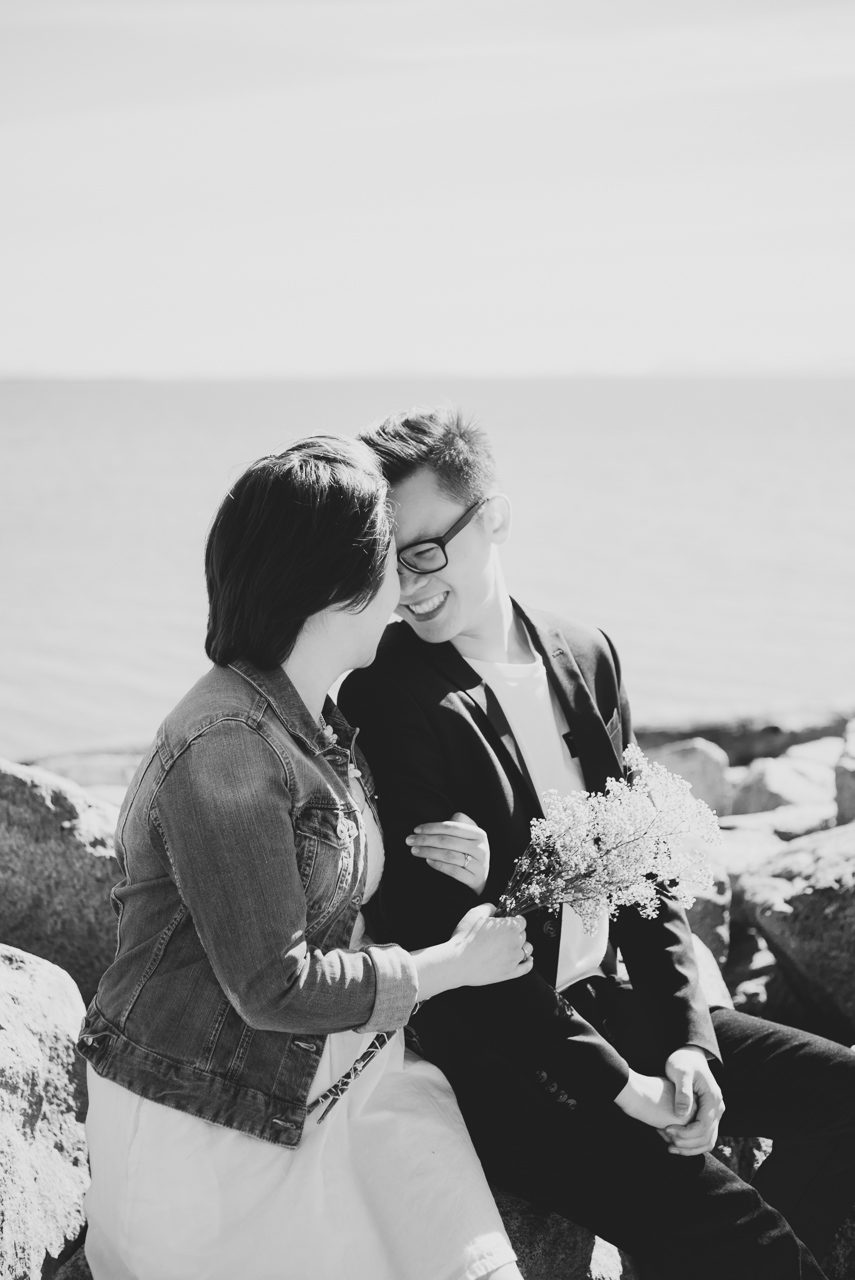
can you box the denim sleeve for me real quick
[151,720,418,1035]
[354,945,420,1033]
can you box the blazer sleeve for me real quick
[339,666,632,1107]
[598,629,720,1063]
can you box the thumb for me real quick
[672,1068,694,1118]
[455,902,496,930]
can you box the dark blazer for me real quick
[339,603,718,1109]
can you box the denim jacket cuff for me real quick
[353,944,420,1033]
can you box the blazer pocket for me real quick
[605,708,623,754]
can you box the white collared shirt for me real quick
[465,642,609,991]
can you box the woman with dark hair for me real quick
[78,437,530,1280]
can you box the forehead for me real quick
[389,467,466,543]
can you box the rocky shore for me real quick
[2,709,855,1280]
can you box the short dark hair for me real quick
[358,406,496,503]
[205,436,392,669]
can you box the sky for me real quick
[1,0,854,376]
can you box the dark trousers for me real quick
[422,982,855,1280]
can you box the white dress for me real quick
[84,786,516,1280]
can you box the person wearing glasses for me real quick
[77,436,532,1280]
[339,407,855,1280]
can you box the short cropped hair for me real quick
[358,407,496,504]
[205,436,392,669]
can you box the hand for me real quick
[406,812,490,895]
[657,1047,725,1157]
[614,1069,686,1131]
[448,903,533,987]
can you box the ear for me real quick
[485,494,511,546]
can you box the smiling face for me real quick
[390,466,509,649]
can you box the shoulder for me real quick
[342,622,438,701]
[159,666,298,776]
[522,604,619,670]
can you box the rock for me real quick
[737,823,855,1040]
[637,709,854,767]
[731,756,836,815]
[54,1243,93,1280]
[0,946,89,1279]
[713,1133,772,1182]
[646,738,730,815]
[0,757,120,1004]
[720,804,837,843]
[686,871,731,968]
[836,720,855,826]
[716,826,787,884]
[494,1191,640,1279]
[785,737,846,767]
[723,923,838,1037]
[825,1210,855,1280]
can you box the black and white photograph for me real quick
[1,3,854,1278]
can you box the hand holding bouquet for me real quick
[498,744,719,932]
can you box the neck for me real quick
[451,571,532,665]
[281,623,339,724]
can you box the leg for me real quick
[431,1040,827,1280]
[711,1008,855,1265]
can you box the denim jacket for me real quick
[77,659,419,1148]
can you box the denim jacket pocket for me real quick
[293,803,360,929]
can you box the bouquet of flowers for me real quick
[498,744,719,933]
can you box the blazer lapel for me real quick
[398,624,541,814]
[514,601,624,794]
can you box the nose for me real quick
[396,562,427,596]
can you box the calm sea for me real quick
[1,377,853,762]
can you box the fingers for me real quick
[408,820,481,841]
[671,1068,694,1121]
[408,817,490,893]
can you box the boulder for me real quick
[836,720,855,826]
[686,870,731,969]
[0,946,88,1279]
[825,1212,855,1280]
[785,737,846,767]
[720,804,837,843]
[737,823,855,1039]
[723,923,840,1038]
[494,1191,640,1279]
[54,1244,92,1280]
[637,709,853,767]
[731,756,836,815]
[716,826,786,884]
[646,738,730,816]
[0,758,120,1004]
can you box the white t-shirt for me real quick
[465,645,609,991]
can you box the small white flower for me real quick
[499,746,719,932]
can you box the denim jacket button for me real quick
[352,893,362,907]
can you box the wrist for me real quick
[412,939,461,1001]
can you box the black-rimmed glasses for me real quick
[396,497,489,575]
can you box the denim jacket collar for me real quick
[228,659,355,755]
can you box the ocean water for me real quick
[1,377,853,762]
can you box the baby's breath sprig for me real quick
[497,744,718,933]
